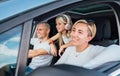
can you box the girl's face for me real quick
[70,23,92,46]
[56,18,66,33]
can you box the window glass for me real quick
[109,69,120,76]
[0,25,22,68]
[0,0,55,21]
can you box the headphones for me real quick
[63,14,71,30]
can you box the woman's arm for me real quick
[49,42,57,56]
[47,33,60,56]
[55,48,70,65]
[59,41,73,56]
[48,33,60,43]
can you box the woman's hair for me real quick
[56,14,73,30]
[73,19,96,39]
[56,14,73,47]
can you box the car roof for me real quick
[0,0,55,21]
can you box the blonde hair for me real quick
[56,14,73,47]
[56,14,73,28]
[73,19,96,38]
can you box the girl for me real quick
[48,14,73,56]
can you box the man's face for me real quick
[70,23,92,46]
[36,24,49,39]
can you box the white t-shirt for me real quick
[56,45,105,67]
[83,44,120,69]
[62,35,71,44]
[29,38,53,69]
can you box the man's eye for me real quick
[37,29,41,31]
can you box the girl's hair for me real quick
[56,14,73,47]
[73,19,96,39]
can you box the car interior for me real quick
[29,3,120,76]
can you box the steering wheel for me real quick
[28,64,107,76]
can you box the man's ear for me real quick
[47,29,50,34]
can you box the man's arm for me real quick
[28,49,48,58]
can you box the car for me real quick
[0,0,120,76]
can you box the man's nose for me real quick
[37,31,40,33]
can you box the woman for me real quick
[55,19,106,67]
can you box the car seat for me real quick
[90,18,118,46]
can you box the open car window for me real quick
[0,25,22,68]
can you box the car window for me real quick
[0,25,22,68]
[109,68,120,76]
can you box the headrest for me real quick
[103,19,111,39]
[91,19,111,41]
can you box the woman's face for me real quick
[56,18,66,33]
[70,23,92,46]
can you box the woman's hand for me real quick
[59,45,65,56]
[59,41,73,56]
[50,43,57,56]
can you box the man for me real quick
[27,22,56,73]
